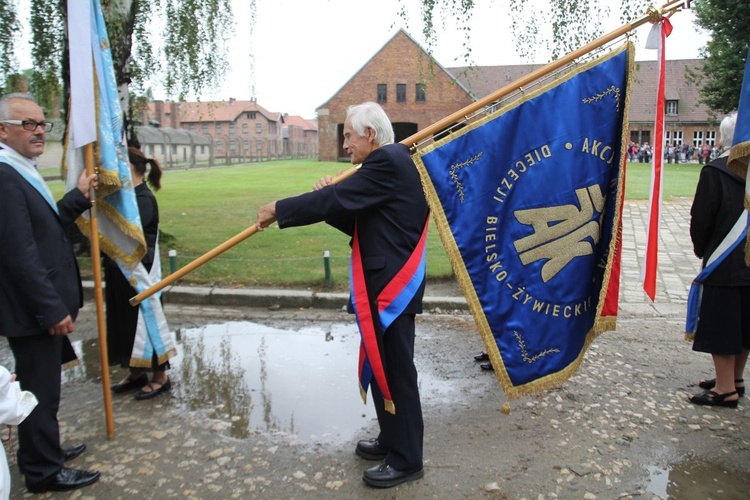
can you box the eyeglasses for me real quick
[2,120,53,132]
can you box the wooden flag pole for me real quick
[85,143,115,438]
[130,0,689,307]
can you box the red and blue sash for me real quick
[350,219,428,414]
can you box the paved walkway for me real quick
[8,198,747,500]
[618,197,699,318]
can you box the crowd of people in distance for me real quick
[627,141,729,164]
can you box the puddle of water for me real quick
[646,460,750,499]
[67,321,456,445]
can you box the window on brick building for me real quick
[705,130,716,146]
[256,122,262,133]
[666,100,678,116]
[216,123,222,134]
[247,111,256,119]
[243,123,248,134]
[397,84,406,103]
[189,124,194,132]
[256,140,263,152]
[416,83,426,102]
[216,141,222,151]
[672,130,683,145]
[202,124,208,134]
[377,84,387,103]
[229,123,236,134]
[693,130,703,146]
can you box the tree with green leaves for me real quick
[0,0,238,145]
[691,0,750,114]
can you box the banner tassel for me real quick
[384,399,396,415]
[501,401,511,415]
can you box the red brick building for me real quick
[316,29,475,162]
[282,114,318,159]
[178,98,284,161]
[319,29,719,162]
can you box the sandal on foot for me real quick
[689,390,739,408]
[111,373,148,393]
[697,378,745,397]
[134,377,171,400]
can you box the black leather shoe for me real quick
[134,377,171,400]
[111,373,148,393]
[474,352,489,362]
[480,362,494,371]
[362,462,424,488]
[27,467,101,493]
[355,438,388,460]
[63,443,86,462]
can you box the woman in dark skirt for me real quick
[106,147,172,400]
[688,112,750,408]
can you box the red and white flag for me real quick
[642,17,673,300]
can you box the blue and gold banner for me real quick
[728,47,750,267]
[413,43,633,401]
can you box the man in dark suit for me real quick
[0,93,100,492]
[256,102,428,488]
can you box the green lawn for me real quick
[624,161,701,200]
[47,159,701,290]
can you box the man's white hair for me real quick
[719,111,737,150]
[346,102,394,146]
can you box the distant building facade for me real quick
[315,29,475,162]
[282,114,319,158]
[138,98,318,164]
[448,58,719,150]
[316,29,718,161]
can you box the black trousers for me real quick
[369,314,424,471]
[7,334,65,487]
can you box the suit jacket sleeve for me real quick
[275,146,404,232]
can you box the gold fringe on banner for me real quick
[413,42,635,404]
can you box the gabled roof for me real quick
[171,100,283,123]
[446,63,546,103]
[628,59,710,123]
[316,28,473,110]
[283,115,318,131]
[136,126,211,145]
[447,58,712,124]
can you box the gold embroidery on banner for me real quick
[513,184,606,282]
[449,152,483,202]
[411,42,634,402]
[582,85,621,111]
[513,331,560,363]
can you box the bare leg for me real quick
[735,349,749,390]
[712,353,739,401]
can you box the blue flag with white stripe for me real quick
[65,0,175,366]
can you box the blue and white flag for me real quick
[413,44,632,402]
[65,0,175,366]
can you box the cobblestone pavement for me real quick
[4,199,750,500]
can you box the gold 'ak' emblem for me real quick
[513,184,605,282]
[514,331,560,363]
